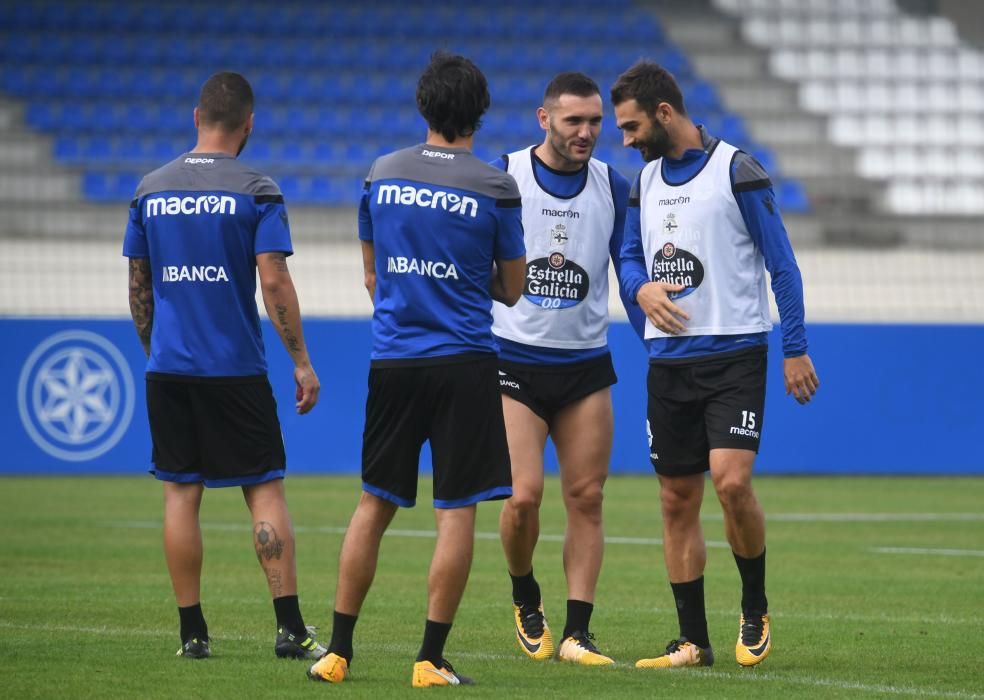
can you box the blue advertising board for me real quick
[1,318,982,475]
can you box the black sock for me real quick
[328,610,358,663]
[670,577,710,649]
[273,595,306,636]
[178,603,207,643]
[563,599,594,639]
[416,619,452,665]
[510,568,540,606]
[733,549,768,615]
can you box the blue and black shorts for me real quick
[361,353,512,508]
[146,372,286,487]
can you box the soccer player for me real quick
[307,52,526,688]
[124,72,325,661]
[610,61,820,669]
[491,72,644,666]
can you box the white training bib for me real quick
[492,147,616,349]
[637,140,772,339]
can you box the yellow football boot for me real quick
[513,602,555,660]
[736,613,771,666]
[635,638,714,668]
[307,652,349,683]
[558,631,615,666]
[412,659,474,687]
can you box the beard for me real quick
[637,121,671,162]
[548,121,594,167]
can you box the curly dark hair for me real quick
[416,51,490,142]
[198,71,254,131]
[610,60,687,117]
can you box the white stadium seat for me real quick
[714,0,984,213]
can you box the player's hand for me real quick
[784,354,819,405]
[637,281,690,334]
[294,364,320,414]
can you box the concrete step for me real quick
[717,82,802,113]
[0,134,54,167]
[771,143,858,178]
[691,50,769,81]
[0,202,357,240]
[0,172,79,202]
[746,115,828,145]
[0,99,25,131]
[797,174,884,214]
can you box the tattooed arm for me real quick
[257,252,320,414]
[128,257,154,357]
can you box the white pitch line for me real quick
[696,668,983,699]
[611,606,984,627]
[708,513,984,522]
[871,546,984,557]
[0,621,979,698]
[108,520,731,548]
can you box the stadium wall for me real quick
[2,318,982,477]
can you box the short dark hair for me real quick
[198,71,253,131]
[416,51,490,142]
[543,71,600,102]
[610,60,687,117]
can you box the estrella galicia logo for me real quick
[651,242,704,300]
[524,252,590,309]
[17,330,135,462]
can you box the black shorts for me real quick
[646,349,766,477]
[498,353,617,423]
[362,354,512,508]
[146,373,286,487]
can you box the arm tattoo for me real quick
[275,303,301,354]
[270,252,289,273]
[128,258,154,355]
[253,521,285,562]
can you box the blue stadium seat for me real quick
[776,179,810,213]
[0,0,808,206]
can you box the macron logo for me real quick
[421,149,454,159]
[541,208,579,219]
[162,265,229,283]
[386,256,459,280]
[146,195,237,217]
[377,184,478,217]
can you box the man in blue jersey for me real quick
[307,52,526,688]
[611,61,820,669]
[124,72,325,661]
[491,72,645,666]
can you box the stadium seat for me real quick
[1,0,803,206]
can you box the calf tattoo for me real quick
[253,521,285,562]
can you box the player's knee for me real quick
[564,478,604,516]
[659,484,700,521]
[713,474,754,511]
[506,487,543,519]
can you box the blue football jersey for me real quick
[360,144,525,361]
[123,152,292,376]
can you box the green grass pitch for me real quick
[1,476,982,699]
